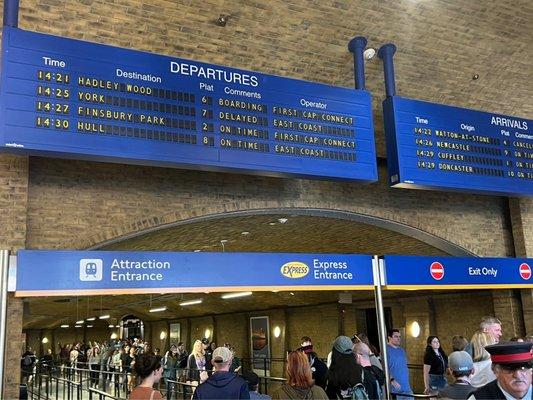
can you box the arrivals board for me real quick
[0,27,377,182]
[14,251,375,296]
[383,96,532,196]
[383,255,533,289]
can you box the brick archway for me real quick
[61,203,474,256]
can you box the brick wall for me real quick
[1,0,532,397]
[509,198,533,335]
[433,292,494,352]
[189,316,214,351]
[26,158,514,258]
[0,154,29,399]
[215,313,248,358]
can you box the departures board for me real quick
[0,27,377,182]
[383,96,532,196]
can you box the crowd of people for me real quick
[382,316,533,400]
[20,316,533,400]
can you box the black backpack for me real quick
[22,355,33,367]
[336,370,369,400]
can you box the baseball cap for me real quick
[448,351,474,372]
[212,346,233,363]
[201,338,210,345]
[333,335,353,355]
[485,342,533,368]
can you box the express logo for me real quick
[281,262,309,279]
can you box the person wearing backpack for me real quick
[326,336,367,400]
[21,347,36,384]
[354,342,385,400]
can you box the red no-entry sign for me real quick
[430,261,445,280]
[519,263,531,280]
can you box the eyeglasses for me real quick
[498,365,532,374]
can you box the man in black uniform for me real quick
[471,342,532,400]
[296,339,327,390]
[202,338,213,371]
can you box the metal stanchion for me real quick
[0,250,10,399]
[373,256,391,400]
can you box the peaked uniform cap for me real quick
[485,342,533,366]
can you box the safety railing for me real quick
[26,373,82,400]
[258,376,286,396]
[165,379,197,400]
[26,359,436,400]
[88,387,122,400]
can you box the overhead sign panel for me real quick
[383,255,533,289]
[383,96,532,196]
[0,27,377,181]
[15,251,375,296]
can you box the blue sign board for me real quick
[15,250,375,296]
[0,27,377,181]
[383,255,533,288]
[383,96,532,196]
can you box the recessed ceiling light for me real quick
[220,239,228,243]
[76,320,84,325]
[179,299,203,306]
[271,290,279,293]
[75,325,82,328]
[269,222,276,226]
[149,306,167,313]
[86,317,96,321]
[221,291,252,299]
[241,231,250,235]
[108,324,115,328]
[87,325,93,328]
[194,249,201,252]
[60,324,69,328]
[278,218,288,224]
[289,292,295,296]
[99,315,110,320]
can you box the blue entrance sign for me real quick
[383,96,532,196]
[0,27,377,182]
[15,251,375,296]
[383,255,533,289]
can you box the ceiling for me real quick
[24,214,451,329]
[25,288,466,330]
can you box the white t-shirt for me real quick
[470,359,496,387]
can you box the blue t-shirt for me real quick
[387,345,412,394]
